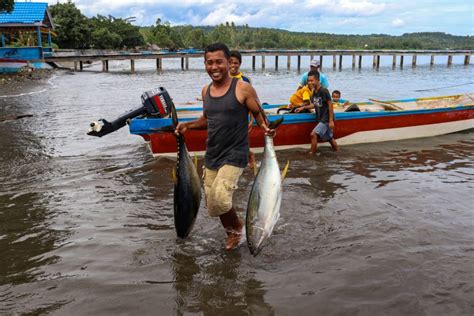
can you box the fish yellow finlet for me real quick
[281,160,289,181]
[172,167,177,184]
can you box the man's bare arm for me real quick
[328,100,335,130]
[237,82,276,135]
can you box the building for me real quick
[0,2,55,73]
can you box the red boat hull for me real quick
[136,107,474,156]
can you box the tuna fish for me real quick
[246,117,288,256]
[173,132,201,238]
[169,102,202,238]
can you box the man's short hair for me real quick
[332,90,341,96]
[205,43,231,59]
[230,50,242,64]
[308,70,320,80]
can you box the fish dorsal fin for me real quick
[171,167,177,184]
[281,160,289,181]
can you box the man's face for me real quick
[332,94,340,102]
[307,75,318,89]
[204,50,230,83]
[229,57,241,76]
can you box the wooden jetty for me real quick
[44,49,473,73]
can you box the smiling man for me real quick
[175,43,273,250]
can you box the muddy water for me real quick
[0,60,473,315]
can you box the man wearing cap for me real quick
[298,59,329,90]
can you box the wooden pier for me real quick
[44,49,473,73]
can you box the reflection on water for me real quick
[0,66,473,314]
[172,248,274,315]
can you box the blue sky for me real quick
[37,0,473,35]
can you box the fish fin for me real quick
[171,167,177,184]
[253,159,258,176]
[268,116,284,129]
[281,160,290,181]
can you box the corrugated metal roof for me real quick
[0,2,48,24]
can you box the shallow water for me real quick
[0,59,473,315]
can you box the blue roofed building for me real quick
[0,2,55,73]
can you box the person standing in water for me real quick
[229,50,256,167]
[175,43,274,250]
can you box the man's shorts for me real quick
[203,164,244,217]
[312,122,333,141]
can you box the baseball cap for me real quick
[310,59,320,68]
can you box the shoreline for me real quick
[0,68,55,98]
[0,68,54,86]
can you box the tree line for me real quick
[4,1,473,50]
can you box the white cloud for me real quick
[32,0,473,35]
[392,18,405,27]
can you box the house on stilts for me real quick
[0,2,55,73]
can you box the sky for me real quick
[35,0,473,36]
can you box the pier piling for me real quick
[45,49,472,73]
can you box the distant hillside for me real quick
[142,22,474,50]
[46,1,474,51]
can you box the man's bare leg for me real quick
[310,132,318,154]
[219,208,243,250]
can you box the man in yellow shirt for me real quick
[229,50,255,166]
[229,50,252,84]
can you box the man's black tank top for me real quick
[204,78,249,169]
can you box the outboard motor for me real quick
[87,87,173,137]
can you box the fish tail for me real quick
[268,116,284,129]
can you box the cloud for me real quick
[392,18,405,27]
[35,0,473,35]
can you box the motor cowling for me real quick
[88,87,173,137]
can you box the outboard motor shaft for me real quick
[87,87,173,137]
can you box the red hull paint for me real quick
[0,58,27,63]
[143,109,474,154]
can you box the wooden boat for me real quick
[128,94,474,157]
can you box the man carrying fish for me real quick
[175,43,274,250]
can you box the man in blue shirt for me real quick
[298,59,329,90]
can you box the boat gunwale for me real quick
[129,104,474,135]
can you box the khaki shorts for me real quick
[203,164,244,217]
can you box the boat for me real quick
[127,93,474,157]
